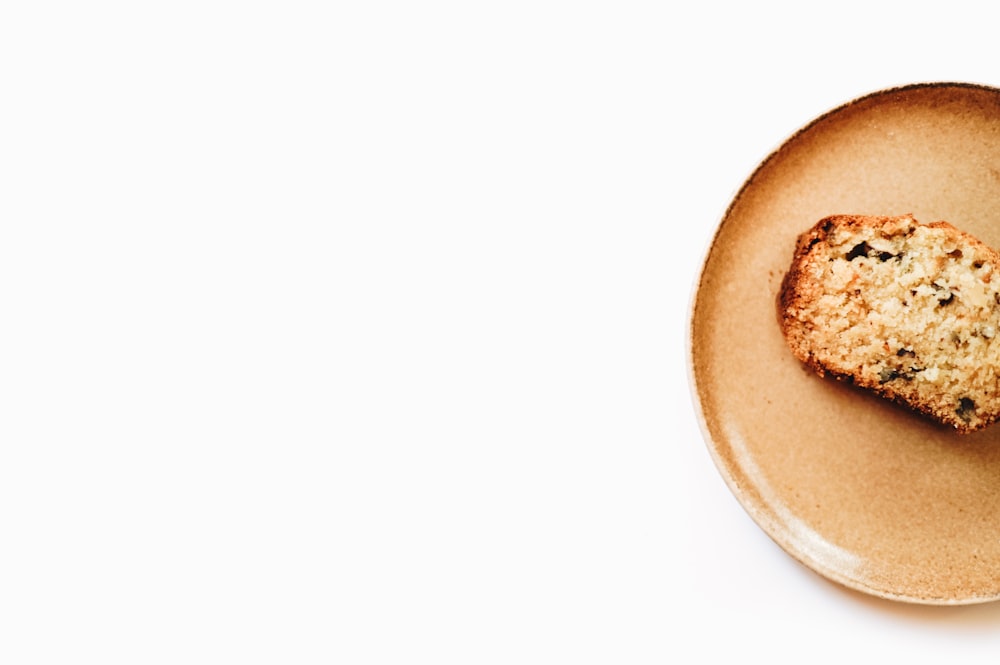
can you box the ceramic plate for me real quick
[689,82,1000,604]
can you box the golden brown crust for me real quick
[778,214,1000,433]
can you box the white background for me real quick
[4,1,1000,662]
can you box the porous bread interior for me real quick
[784,215,1000,432]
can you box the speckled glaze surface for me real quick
[689,83,1000,604]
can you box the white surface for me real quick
[4,1,1000,662]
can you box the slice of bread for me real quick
[778,214,1000,433]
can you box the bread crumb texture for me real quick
[779,214,1000,433]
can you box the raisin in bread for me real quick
[778,214,1000,433]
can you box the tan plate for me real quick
[689,82,1000,605]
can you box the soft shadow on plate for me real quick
[690,82,1000,605]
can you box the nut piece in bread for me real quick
[778,214,1000,433]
